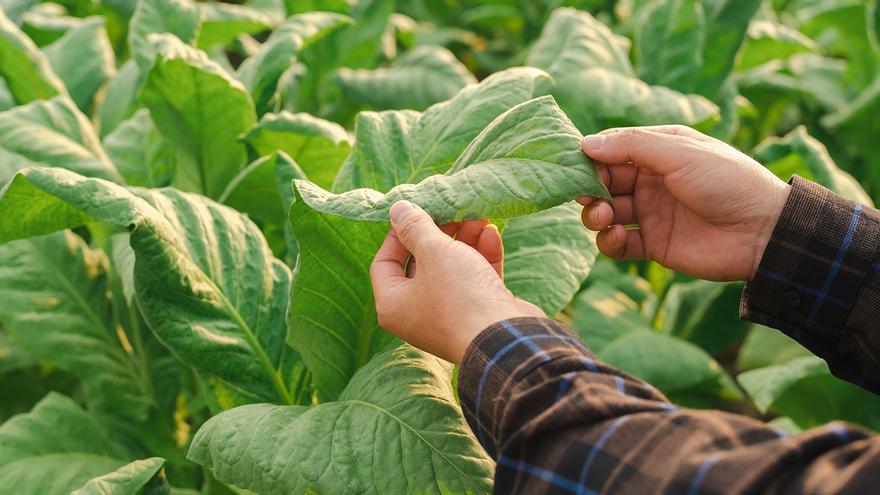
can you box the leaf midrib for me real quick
[27,238,140,385]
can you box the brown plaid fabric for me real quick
[742,176,880,392]
[457,177,880,494]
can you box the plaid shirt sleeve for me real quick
[458,317,880,494]
[742,175,880,393]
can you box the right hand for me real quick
[579,125,790,282]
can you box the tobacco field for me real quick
[0,0,878,493]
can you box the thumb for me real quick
[581,127,696,175]
[389,201,445,258]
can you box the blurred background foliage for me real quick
[1,0,880,491]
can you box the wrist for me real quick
[451,299,545,364]
[749,181,791,280]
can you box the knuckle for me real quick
[671,124,690,134]
[395,216,422,239]
[622,127,643,140]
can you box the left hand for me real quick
[370,201,545,364]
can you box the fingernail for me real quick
[389,200,416,224]
[583,134,605,150]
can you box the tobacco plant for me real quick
[0,0,879,493]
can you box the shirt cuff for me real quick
[741,176,880,374]
[457,317,592,455]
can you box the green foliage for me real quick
[189,344,493,494]
[738,357,880,430]
[335,45,476,111]
[0,0,878,493]
[0,393,167,494]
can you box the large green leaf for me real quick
[331,67,553,193]
[236,12,351,114]
[99,60,143,138]
[0,0,35,22]
[737,20,818,72]
[0,96,120,185]
[103,108,178,188]
[0,7,65,105]
[691,0,761,98]
[755,126,873,206]
[736,325,811,372]
[0,393,136,494]
[287,188,391,401]
[334,45,476,111]
[635,0,705,93]
[526,8,719,135]
[599,331,741,407]
[0,78,12,111]
[189,344,494,494]
[527,7,633,77]
[141,34,257,199]
[0,329,35,374]
[798,0,879,89]
[820,74,880,192]
[297,96,608,223]
[71,458,170,495]
[20,4,81,46]
[283,0,396,116]
[502,202,598,316]
[738,52,850,113]
[219,152,305,263]
[107,232,186,423]
[285,0,348,14]
[244,111,351,190]
[43,16,115,111]
[571,282,652,352]
[0,231,152,420]
[288,94,607,401]
[197,1,283,49]
[128,0,200,69]
[0,167,302,409]
[738,356,880,430]
[660,280,748,354]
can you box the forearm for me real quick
[742,176,880,393]
[458,317,879,493]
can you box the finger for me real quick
[610,195,636,225]
[371,229,409,291]
[440,222,462,238]
[596,225,646,260]
[581,127,700,174]
[581,201,614,230]
[579,161,639,198]
[604,161,639,195]
[476,224,503,277]
[456,219,489,247]
[601,124,713,142]
[576,196,596,207]
[389,201,447,258]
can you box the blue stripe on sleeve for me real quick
[578,416,630,488]
[807,204,862,324]
[497,455,595,495]
[688,452,723,495]
[475,332,586,449]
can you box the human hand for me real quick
[370,201,545,364]
[579,125,791,281]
